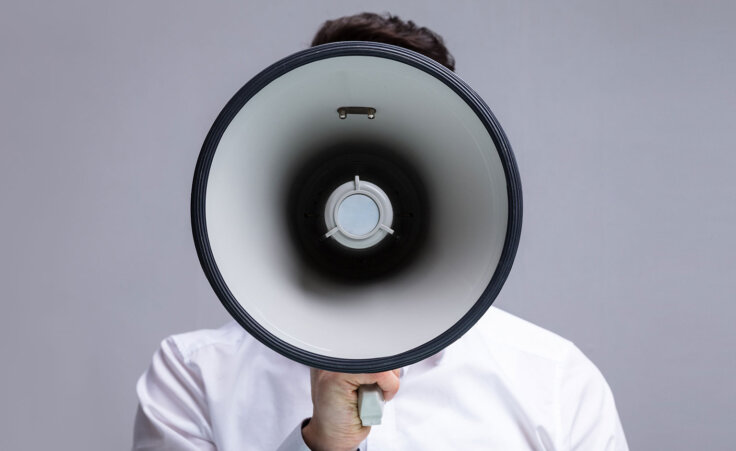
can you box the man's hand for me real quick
[301,369,401,451]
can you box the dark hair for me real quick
[311,12,456,71]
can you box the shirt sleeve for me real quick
[276,418,312,451]
[558,344,629,451]
[133,337,216,450]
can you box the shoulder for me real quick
[464,307,613,410]
[140,320,298,398]
[161,320,250,363]
[134,323,252,446]
[138,320,254,395]
[473,306,578,362]
[468,307,627,449]
[151,320,303,382]
[471,307,610,388]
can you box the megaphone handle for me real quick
[358,384,385,426]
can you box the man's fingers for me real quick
[349,371,401,402]
[310,369,402,402]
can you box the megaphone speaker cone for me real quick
[191,41,522,373]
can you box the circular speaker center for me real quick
[323,176,395,250]
[337,194,379,236]
[287,148,430,281]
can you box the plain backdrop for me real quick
[1,0,734,449]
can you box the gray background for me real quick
[1,0,733,449]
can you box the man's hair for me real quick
[311,12,456,72]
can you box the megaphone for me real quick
[191,41,522,425]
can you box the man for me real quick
[134,13,628,451]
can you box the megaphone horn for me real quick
[191,41,522,377]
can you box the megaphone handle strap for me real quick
[357,384,385,426]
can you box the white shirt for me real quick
[133,307,628,450]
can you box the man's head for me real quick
[311,12,455,72]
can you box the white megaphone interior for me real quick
[206,55,508,359]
